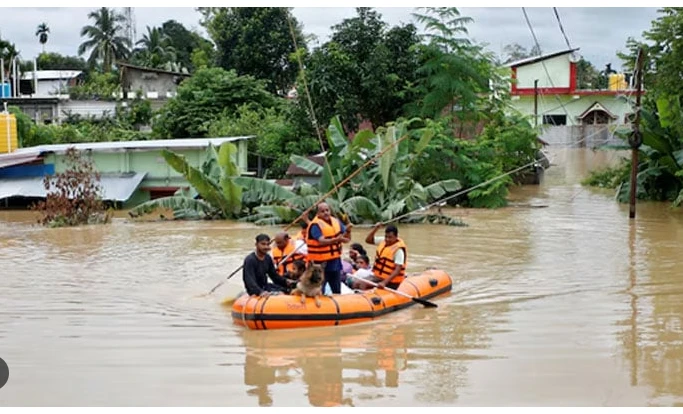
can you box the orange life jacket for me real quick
[372,238,407,284]
[271,241,306,275]
[306,216,343,262]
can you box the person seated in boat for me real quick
[306,202,351,294]
[271,231,307,276]
[344,254,374,289]
[343,243,367,274]
[283,259,306,281]
[243,234,297,297]
[347,223,407,290]
[293,219,309,256]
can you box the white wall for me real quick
[516,54,571,89]
[34,79,70,98]
[58,100,119,121]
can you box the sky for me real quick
[0,7,662,72]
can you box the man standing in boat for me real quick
[243,234,296,297]
[305,202,351,294]
[347,223,406,290]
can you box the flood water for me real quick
[1,147,683,406]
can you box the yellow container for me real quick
[0,113,18,153]
[608,73,627,91]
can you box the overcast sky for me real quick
[0,7,661,71]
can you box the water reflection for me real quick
[619,207,683,405]
[239,323,409,407]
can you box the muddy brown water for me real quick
[1,148,683,406]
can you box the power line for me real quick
[522,8,543,55]
[521,7,573,126]
[553,8,572,50]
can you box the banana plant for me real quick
[271,116,466,226]
[129,142,296,220]
[615,95,683,206]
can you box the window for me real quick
[543,114,567,125]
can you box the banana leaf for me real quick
[327,116,349,150]
[290,154,324,175]
[400,213,467,227]
[349,129,375,154]
[378,125,399,190]
[218,143,242,217]
[382,199,406,221]
[233,176,297,205]
[202,143,222,182]
[340,196,382,222]
[128,196,216,220]
[656,95,681,130]
[318,159,337,193]
[673,149,683,167]
[161,149,230,216]
[414,127,435,154]
[242,205,300,225]
[425,179,462,201]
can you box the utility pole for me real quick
[628,48,645,220]
[534,79,539,127]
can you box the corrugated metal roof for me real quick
[21,70,83,80]
[0,172,147,202]
[9,136,255,157]
[505,48,580,68]
[0,153,42,169]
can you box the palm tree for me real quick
[35,23,49,54]
[0,40,20,93]
[78,7,131,72]
[132,26,177,69]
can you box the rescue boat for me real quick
[230,268,452,330]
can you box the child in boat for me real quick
[344,255,375,290]
[284,259,306,282]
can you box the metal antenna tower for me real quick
[124,8,136,46]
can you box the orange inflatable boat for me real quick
[231,269,452,330]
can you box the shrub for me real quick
[31,147,112,227]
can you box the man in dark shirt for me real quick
[242,234,294,297]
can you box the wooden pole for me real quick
[629,48,645,220]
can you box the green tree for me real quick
[152,67,277,138]
[304,8,422,131]
[207,103,319,178]
[36,52,87,71]
[0,38,20,82]
[78,7,131,72]
[35,23,49,53]
[160,19,214,72]
[198,7,304,95]
[410,7,496,120]
[501,42,542,64]
[576,57,607,89]
[617,8,683,97]
[131,26,177,69]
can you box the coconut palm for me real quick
[35,23,50,53]
[0,40,20,92]
[132,26,177,69]
[78,7,131,72]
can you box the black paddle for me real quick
[358,278,438,308]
